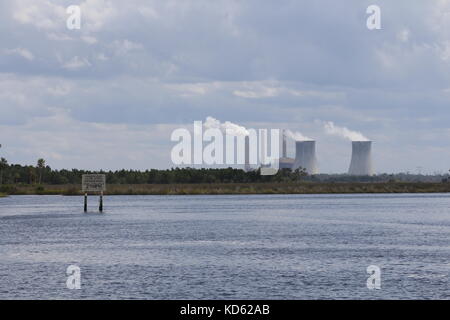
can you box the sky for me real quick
[1,0,450,174]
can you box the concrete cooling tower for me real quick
[292,141,318,175]
[348,141,374,176]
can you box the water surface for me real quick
[1,194,449,299]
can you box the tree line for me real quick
[1,157,447,187]
[0,158,308,185]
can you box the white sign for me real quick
[82,174,106,192]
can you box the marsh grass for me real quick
[2,182,450,196]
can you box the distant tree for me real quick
[291,168,308,181]
[0,157,8,185]
[28,167,35,184]
[1,159,446,186]
[37,158,46,184]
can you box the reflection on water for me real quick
[1,194,450,299]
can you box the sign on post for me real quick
[82,174,106,192]
[82,174,106,213]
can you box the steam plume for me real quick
[285,129,312,141]
[324,121,369,141]
[204,116,249,136]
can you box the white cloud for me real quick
[138,6,159,19]
[397,28,410,42]
[3,0,450,173]
[12,0,117,32]
[81,35,98,45]
[166,83,216,97]
[96,53,109,61]
[0,110,177,170]
[3,48,35,61]
[79,0,118,32]
[47,32,74,41]
[46,84,72,96]
[12,0,66,30]
[62,56,91,70]
[233,87,279,99]
[232,82,344,100]
[111,39,144,56]
[438,41,450,62]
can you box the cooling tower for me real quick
[348,141,374,176]
[292,141,318,174]
[282,130,287,158]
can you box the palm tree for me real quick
[37,158,46,185]
[28,167,36,185]
[0,158,7,185]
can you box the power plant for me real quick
[244,136,251,172]
[241,128,374,176]
[271,131,318,174]
[204,117,375,175]
[292,140,318,175]
[348,141,374,176]
[279,130,295,169]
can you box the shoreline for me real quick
[1,182,450,196]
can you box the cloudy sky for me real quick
[1,0,450,173]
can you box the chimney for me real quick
[282,130,287,158]
[244,135,250,172]
[292,140,318,175]
[348,141,374,176]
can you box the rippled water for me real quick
[1,194,450,299]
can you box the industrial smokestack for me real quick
[244,136,251,172]
[292,141,318,175]
[282,130,287,158]
[348,141,374,176]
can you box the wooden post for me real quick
[99,191,103,212]
[82,174,106,213]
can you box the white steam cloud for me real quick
[285,130,312,141]
[204,116,249,136]
[324,121,369,141]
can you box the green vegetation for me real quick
[0,157,7,185]
[37,158,46,185]
[0,159,308,185]
[1,158,449,185]
[0,158,450,195]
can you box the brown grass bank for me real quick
[3,182,450,196]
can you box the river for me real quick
[1,194,449,299]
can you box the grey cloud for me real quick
[1,0,450,173]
